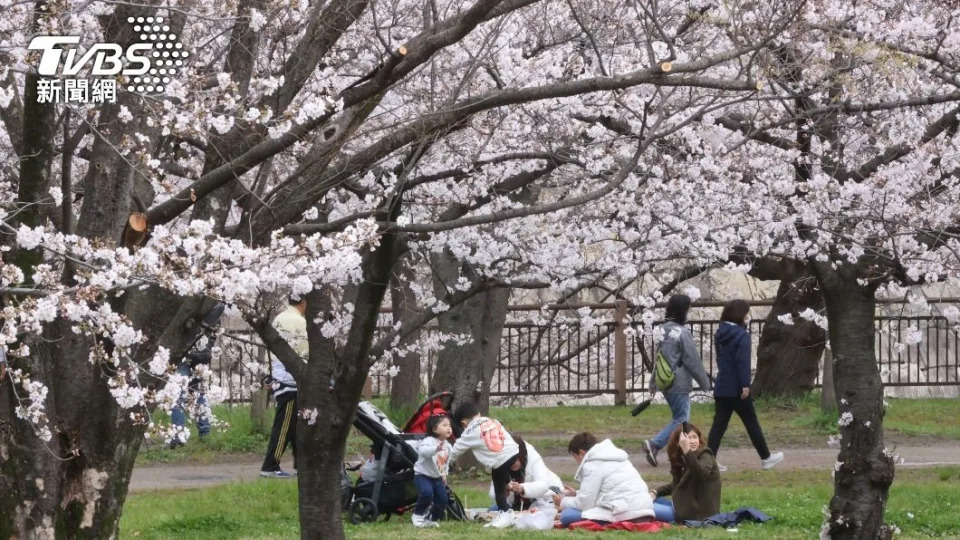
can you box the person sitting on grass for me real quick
[553,432,655,527]
[649,422,721,523]
[450,401,520,512]
[487,435,563,511]
[412,414,453,528]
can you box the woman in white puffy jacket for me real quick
[487,437,563,511]
[556,433,655,526]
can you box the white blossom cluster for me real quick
[0,8,957,532]
[0,215,379,439]
[8,369,52,442]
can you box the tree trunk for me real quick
[814,262,894,540]
[250,347,270,434]
[820,347,836,413]
[427,249,510,413]
[389,257,422,410]
[0,283,204,538]
[753,262,826,398]
[294,221,400,539]
[0,323,142,539]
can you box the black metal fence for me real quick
[364,316,960,399]
[212,313,960,403]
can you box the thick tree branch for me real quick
[274,0,371,113]
[840,104,960,183]
[246,312,306,381]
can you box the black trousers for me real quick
[261,391,297,472]
[490,453,520,511]
[707,396,770,460]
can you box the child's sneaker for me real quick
[423,520,440,528]
[412,514,427,527]
[761,451,784,470]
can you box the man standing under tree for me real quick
[260,296,307,478]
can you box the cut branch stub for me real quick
[129,213,147,232]
[122,212,148,249]
[659,62,673,73]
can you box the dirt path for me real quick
[542,444,959,476]
[129,444,959,493]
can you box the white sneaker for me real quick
[412,514,426,527]
[761,451,784,470]
[716,462,728,472]
[423,520,440,528]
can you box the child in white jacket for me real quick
[412,415,453,528]
[555,432,655,526]
[450,401,520,512]
[487,437,563,511]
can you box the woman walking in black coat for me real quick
[707,300,784,470]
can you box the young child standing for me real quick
[412,414,453,528]
[450,401,520,512]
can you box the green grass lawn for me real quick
[121,467,960,539]
[137,405,270,464]
[138,395,960,465]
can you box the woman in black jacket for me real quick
[706,300,784,470]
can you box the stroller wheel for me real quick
[349,498,379,524]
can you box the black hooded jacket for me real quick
[713,322,751,398]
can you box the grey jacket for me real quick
[649,321,711,394]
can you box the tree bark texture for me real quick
[389,256,422,410]
[815,262,894,540]
[295,225,400,539]
[428,249,510,413]
[0,284,208,537]
[753,261,826,398]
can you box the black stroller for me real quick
[343,392,467,524]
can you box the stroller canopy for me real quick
[402,392,456,436]
[353,392,457,474]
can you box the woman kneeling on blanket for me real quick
[488,436,563,511]
[553,432,656,527]
[649,422,722,522]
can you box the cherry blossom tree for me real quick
[8,0,952,539]
[684,3,960,536]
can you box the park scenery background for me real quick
[3,0,960,538]
[121,397,960,539]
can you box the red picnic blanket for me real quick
[559,520,671,532]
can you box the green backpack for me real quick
[654,349,684,392]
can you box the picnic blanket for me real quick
[681,507,772,528]
[563,520,670,532]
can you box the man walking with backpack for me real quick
[643,294,711,467]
